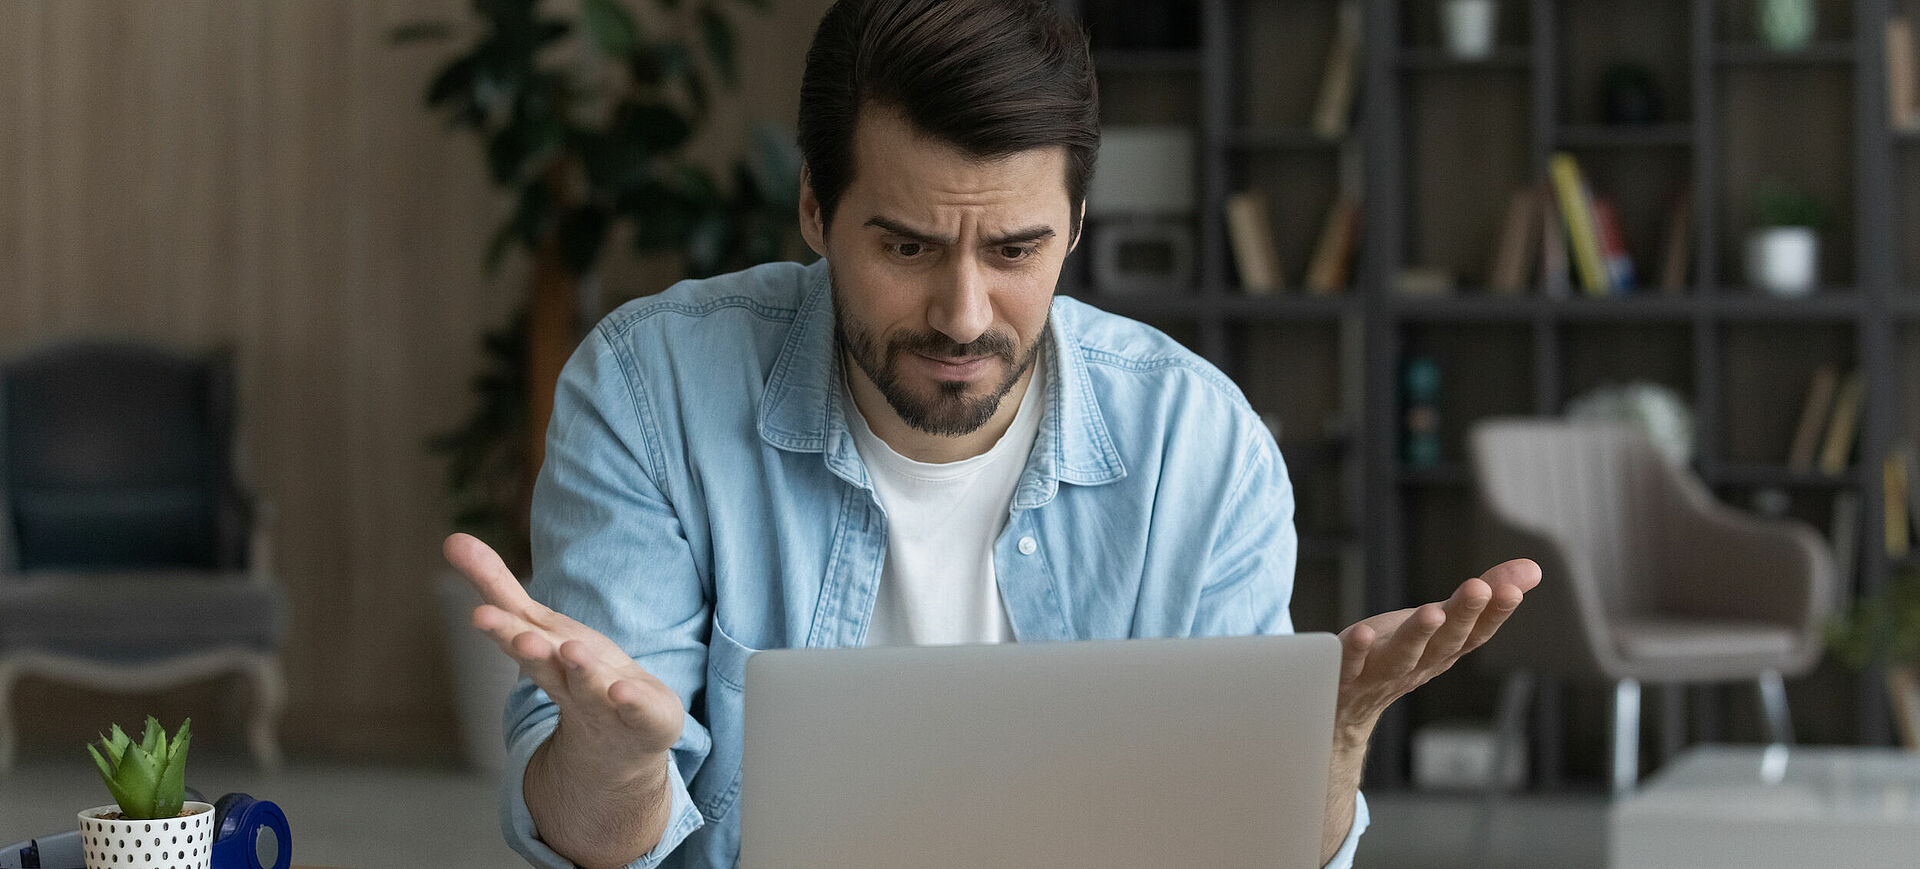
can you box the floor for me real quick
[0,752,1609,868]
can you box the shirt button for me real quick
[1018,536,1038,556]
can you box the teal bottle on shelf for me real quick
[1403,356,1442,469]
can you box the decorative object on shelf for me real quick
[1225,190,1284,295]
[1547,153,1618,296]
[1599,63,1663,126]
[1401,357,1442,469]
[1305,141,1365,295]
[82,718,214,869]
[1488,185,1541,295]
[1826,566,1920,750]
[1886,451,1911,558]
[1311,0,1364,139]
[1563,381,1695,465]
[1655,189,1694,292]
[1086,125,1196,296]
[1746,181,1828,297]
[1887,15,1920,132]
[1393,266,1455,296]
[1440,0,1498,60]
[1757,0,1816,52]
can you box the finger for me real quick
[1338,623,1375,687]
[509,630,573,702]
[1482,558,1542,595]
[1418,579,1492,670]
[444,533,540,616]
[1464,582,1527,649]
[472,604,548,655]
[1371,602,1444,679]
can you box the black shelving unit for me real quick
[1062,0,1914,788]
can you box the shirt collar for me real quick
[756,259,1126,503]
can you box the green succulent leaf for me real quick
[110,742,162,818]
[104,725,130,768]
[139,717,164,759]
[154,720,191,818]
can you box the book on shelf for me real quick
[1488,185,1540,295]
[1889,15,1920,132]
[1305,196,1362,294]
[1590,195,1637,292]
[1536,176,1570,298]
[1656,189,1693,293]
[1888,450,1911,557]
[1787,364,1840,473]
[1225,190,1284,295]
[1547,153,1610,296]
[1817,369,1865,476]
[1310,0,1363,140]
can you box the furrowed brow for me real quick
[863,216,955,246]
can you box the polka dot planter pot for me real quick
[77,802,214,869]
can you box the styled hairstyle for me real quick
[797,0,1100,241]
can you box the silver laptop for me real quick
[741,633,1341,869]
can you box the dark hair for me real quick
[798,0,1100,241]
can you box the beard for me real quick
[831,270,1047,438]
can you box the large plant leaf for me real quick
[697,5,738,87]
[425,56,479,112]
[558,206,612,278]
[138,717,164,759]
[580,0,640,57]
[154,720,191,818]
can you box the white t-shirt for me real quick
[843,356,1045,647]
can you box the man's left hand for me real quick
[1333,558,1541,741]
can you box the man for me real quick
[445,1,1541,867]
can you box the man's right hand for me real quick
[442,532,686,775]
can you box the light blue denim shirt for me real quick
[502,258,1368,868]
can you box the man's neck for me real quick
[844,356,1037,464]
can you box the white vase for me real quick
[1442,0,1498,59]
[1758,0,1816,51]
[78,802,215,869]
[1746,226,1819,297]
[439,570,522,774]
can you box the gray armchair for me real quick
[1467,418,1836,797]
[0,340,286,773]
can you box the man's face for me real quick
[800,107,1079,438]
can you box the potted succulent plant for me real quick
[1745,181,1828,297]
[1827,568,1920,750]
[79,718,214,869]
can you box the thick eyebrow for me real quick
[863,215,1056,248]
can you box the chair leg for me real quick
[1658,683,1688,764]
[1612,678,1642,798]
[1757,670,1795,746]
[0,659,18,778]
[247,656,286,772]
[1468,670,1535,868]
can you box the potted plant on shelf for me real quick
[79,718,213,869]
[1745,181,1828,298]
[1827,568,1920,750]
[395,0,805,772]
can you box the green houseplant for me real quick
[397,0,805,574]
[1745,181,1828,298]
[78,718,215,869]
[1826,567,1920,750]
[399,0,805,772]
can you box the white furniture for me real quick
[1611,745,1920,868]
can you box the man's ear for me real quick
[1067,200,1086,255]
[799,166,829,258]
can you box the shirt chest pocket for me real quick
[695,618,756,822]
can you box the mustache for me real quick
[888,329,1017,361]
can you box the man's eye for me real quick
[1001,245,1036,261]
[892,242,924,258]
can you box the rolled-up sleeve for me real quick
[1320,790,1370,869]
[499,324,715,868]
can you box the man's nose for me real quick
[927,256,993,348]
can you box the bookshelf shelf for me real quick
[1398,47,1532,72]
[1224,125,1350,151]
[1708,292,1866,319]
[1396,464,1472,487]
[1555,124,1696,148]
[1216,293,1359,319]
[1079,293,1210,320]
[1712,463,1859,489]
[1713,41,1859,66]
